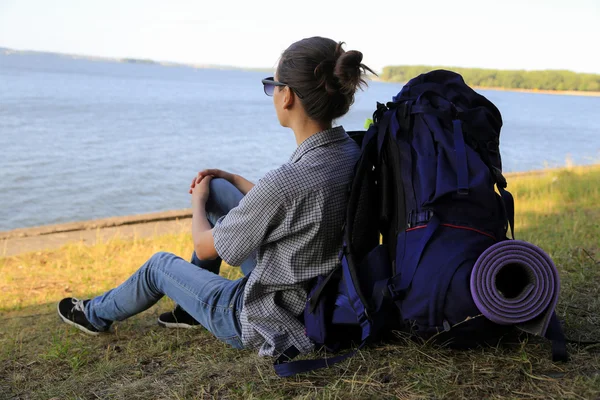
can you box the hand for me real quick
[189,169,234,194]
[190,174,213,207]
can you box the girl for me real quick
[58,36,373,357]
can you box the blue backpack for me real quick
[274,70,567,377]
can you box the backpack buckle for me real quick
[443,320,451,332]
[407,210,433,228]
[387,283,405,301]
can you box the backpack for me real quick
[274,70,567,377]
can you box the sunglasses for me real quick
[261,77,304,99]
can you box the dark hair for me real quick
[277,37,375,124]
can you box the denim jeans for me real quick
[85,178,256,348]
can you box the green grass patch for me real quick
[1,165,599,399]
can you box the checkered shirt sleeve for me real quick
[212,173,287,266]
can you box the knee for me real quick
[209,177,228,190]
[208,178,234,198]
[148,251,177,268]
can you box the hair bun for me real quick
[313,58,337,95]
[333,44,367,95]
[280,36,375,123]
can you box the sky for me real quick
[0,0,599,74]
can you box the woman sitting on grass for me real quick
[58,36,373,357]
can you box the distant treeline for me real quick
[380,66,600,92]
[121,58,157,65]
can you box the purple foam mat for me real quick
[470,240,560,336]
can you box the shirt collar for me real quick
[289,126,348,163]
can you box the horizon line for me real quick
[2,45,599,76]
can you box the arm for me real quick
[190,176,219,260]
[230,173,255,195]
[211,173,288,267]
[192,169,254,195]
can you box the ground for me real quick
[1,166,599,399]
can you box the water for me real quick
[1,52,599,231]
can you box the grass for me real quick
[1,165,599,399]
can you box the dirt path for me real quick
[0,210,192,257]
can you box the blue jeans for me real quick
[85,178,256,348]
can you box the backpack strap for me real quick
[377,110,393,157]
[413,99,478,197]
[307,266,340,313]
[340,251,372,339]
[452,119,469,195]
[274,341,368,377]
[390,107,417,218]
[545,312,569,362]
[544,312,600,361]
[498,187,515,239]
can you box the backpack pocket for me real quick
[304,275,331,347]
[304,267,360,351]
[304,244,395,351]
[394,223,499,337]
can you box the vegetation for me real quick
[1,165,599,399]
[380,66,600,92]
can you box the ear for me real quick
[282,87,295,110]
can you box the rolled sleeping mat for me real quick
[470,240,560,336]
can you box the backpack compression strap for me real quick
[541,311,600,362]
[273,340,368,377]
[498,187,515,239]
[545,312,568,362]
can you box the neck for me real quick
[290,117,332,146]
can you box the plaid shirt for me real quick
[212,126,360,356]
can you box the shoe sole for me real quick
[157,318,200,329]
[57,303,101,336]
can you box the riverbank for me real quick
[0,210,192,257]
[1,164,599,257]
[1,164,598,399]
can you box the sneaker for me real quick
[158,306,200,329]
[57,297,101,335]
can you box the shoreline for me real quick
[0,210,192,257]
[370,77,600,97]
[5,48,598,97]
[2,164,598,257]
[472,85,600,97]
[0,209,192,240]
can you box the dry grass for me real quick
[1,165,599,399]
